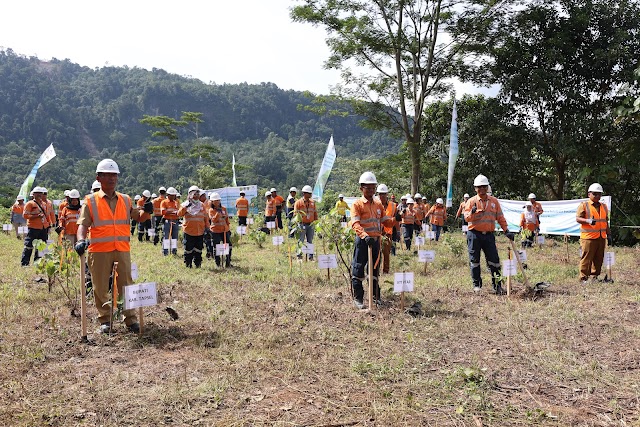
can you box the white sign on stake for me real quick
[3,224,12,231]
[124,282,158,310]
[266,221,276,229]
[516,250,527,262]
[301,243,315,255]
[425,231,436,240]
[131,263,139,281]
[462,225,469,232]
[147,229,156,237]
[604,252,615,267]
[236,225,247,235]
[317,254,338,269]
[216,243,230,255]
[247,218,254,225]
[415,236,425,246]
[422,223,429,233]
[340,222,348,229]
[502,259,518,277]
[272,236,284,246]
[537,235,545,245]
[18,226,28,235]
[418,250,436,263]
[394,272,414,293]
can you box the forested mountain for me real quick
[0,48,401,195]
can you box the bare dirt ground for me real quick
[1,234,638,426]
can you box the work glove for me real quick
[471,205,477,214]
[607,235,612,246]
[364,236,375,247]
[181,201,191,208]
[74,239,89,256]
[55,226,63,234]
[505,232,515,241]
[589,219,596,226]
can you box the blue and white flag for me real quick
[18,144,56,199]
[231,154,237,187]
[312,135,336,201]
[445,101,458,208]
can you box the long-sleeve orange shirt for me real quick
[177,201,209,236]
[209,206,230,233]
[59,206,80,236]
[350,196,394,238]
[265,198,276,217]
[137,197,152,222]
[427,205,447,226]
[463,195,508,232]
[294,198,318,224]
[22,199,51,229]
[235,197,249,217]
[520,211,539,232]
[455,200,466,219]
[160,199,180,220]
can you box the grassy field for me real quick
[0,228,638,427]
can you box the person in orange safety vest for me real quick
[20,186,52,266]
[74,158,144,334]
[519,201,539,248]
[455,193,470,234]
[10,195,26,239]
[160,187,180,256]
[137,190,153,242]
[350,172,395,309]
[209,192,232,267]
[293,185,318,260]
[58,189,82,245]
[177,186,210,268]
[264,191,276,230]
[576,183,611,283]
[151,187,166,245]
[235,190,250,226]
[376,183,397,274]
[426,198,447,241]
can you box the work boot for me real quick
[473,285,482,293]
[493,285,506,295]
[353,299,365,310]
[99,323,112,334]
[127,323,140,334]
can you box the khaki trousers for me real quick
[87,250,137,326]
[579,238,606,280]
[381,236,392,273]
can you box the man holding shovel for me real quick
[350,172,395,309]
[576,183,610,284]
[74,158,143,334]
[464,174,515,295]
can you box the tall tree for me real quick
[291,0,508,194]
[472,0,640,199]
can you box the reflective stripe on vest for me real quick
[87,193,131,252]
[211,208,228,231]
[236,198,249,216]
[580,202,608,239]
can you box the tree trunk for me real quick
[408,134,421,195]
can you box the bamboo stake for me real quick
[110,262,119,335]
[79,253,88,341]
[507,246,512,296]
[368,246,374,311]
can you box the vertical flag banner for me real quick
[231,154,237,187]
[445,101,459,208]
[18,144,56,199]
[312,135,337,201]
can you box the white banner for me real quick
[202,185,258,216]
[499,196,611,237]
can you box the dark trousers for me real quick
[276,210,283,229]
[212,231,232,266]
[138,219,151,241]
[238,216,247,226]
[21,228,49,265]
[401,225,413,250]
[153,216,163,245]
[351,237,381,301]
[204,229,213,257]
[130,220,137,236]
[467,230,502,289]
[162,220,179,256]
[183,233,204,268]
[432,224,442,241]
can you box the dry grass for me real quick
[0,230,638,426]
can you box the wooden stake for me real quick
[138,307,144,335]
[110,262,119,335]
[401,291,405,311]
[506,246,512,296]
[288,244,292,273]
[79,253,88,341]
[564,233,569,263]
[368,246,374,310]
[508,239,531,289]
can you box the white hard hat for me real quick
[436,198,444,204]
[151,193,157,198]
[528,193,536,199]
[32,186,45,193]
[401,194,408,200]
[525,201,533,207]
[338,194,344,198]
[377,184,389,193]
[270,188,277,193]
[290,187,297,192]
[463,193,470,198]
[210,192,221,201]
[407,198,415,204]
[64,190,70,197]
[177,193,181,197]
[91,180,101,190]
[588,183,603,193]
[96,158,120,174]
[134,194,141,200]
[265,191,272,197]
[42,187,48,193]
[474,174,490,186]
[302,185,313,193]
[188,185,199,193]
[166,187,178,195]
[142,190,151,198]
[68,189,81,199]
[358,171,377,185]
[414,193,422,199]
[17,195,25,201]
[159,186,167,192]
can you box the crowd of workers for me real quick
[11,158,610,330]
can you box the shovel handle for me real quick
[80,253,87,339]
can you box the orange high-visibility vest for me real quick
[428,205,446,226]
[350,197,393,238]
[265,198,276,216]
[86,193,131,252]
[382,201,397,235]
[401,206,415,225]
[294,198,318,224]
[60,207,80,236]
[160,199,180,220]
[152,196,165,216]
[235,197,249,217]
[579,202,608,239]
[23,199,50,229]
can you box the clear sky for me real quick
[0,0,495,96]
